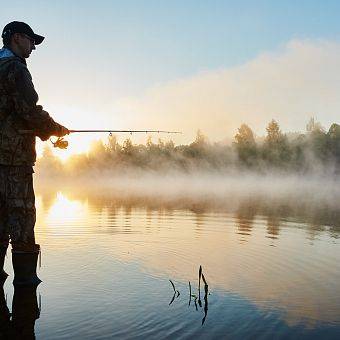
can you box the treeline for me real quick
[36,118,340,175]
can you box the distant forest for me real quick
[37,118,340,176]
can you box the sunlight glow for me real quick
[36,134,107,161]
[45,192,89,235]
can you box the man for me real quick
[0,21,69,285]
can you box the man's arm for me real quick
[12,60,68,140]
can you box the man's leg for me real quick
[7,166,41,286]
[0,201,10,246]
[0,201,9,280]
[0,166,9,280]
[7,166,36,246]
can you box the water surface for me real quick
[2,181,340,339]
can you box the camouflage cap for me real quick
[2,21,44,45]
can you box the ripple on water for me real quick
[29,197,340,339]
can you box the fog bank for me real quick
[37,171,340,211]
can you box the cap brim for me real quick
[33,34,44,45]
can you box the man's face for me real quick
[12,33,36,58]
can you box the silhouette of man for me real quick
[0,21,69,285]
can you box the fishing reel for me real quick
[50,137,69,149]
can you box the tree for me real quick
[328,123,340,168]
[146,135,153,149]
[234,124,257,166]
[193,129,207,147]
[306,117,324,133]
[122,138,134,156]
[304,117,331,163]
[165,140,175,152]
[265,119,282,144]
[106,134,120,153]
[187,130,209,159]
[263,120,290,167]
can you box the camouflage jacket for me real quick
[0,47,64,165]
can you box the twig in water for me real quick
[169,279,180,305]
[201,274,209,325]
[169,279,176,293]
[169,292,176,306]
[188,281,192,306]
[198,265,202,290]
[198,265,202,307]
[202,273,207,286]
[194,296,198,311]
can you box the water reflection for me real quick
[236,201,255,242]
[32,184,340,335]
[36,183,340,237]
[0,281,40,339]
[266,215,280,241]
[11,286,40,339]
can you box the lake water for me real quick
[1,175,340,339]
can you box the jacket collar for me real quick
[0,47,26,65]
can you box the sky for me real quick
[2,0,340,157]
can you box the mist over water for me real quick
[37,170,340,215]
[35,170,340,248]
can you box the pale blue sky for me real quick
[3,1,340,95]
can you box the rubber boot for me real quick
[11,285,40,339]
[0,246,8,281]
[12,245,42,287]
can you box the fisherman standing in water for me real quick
[0,21,69,285]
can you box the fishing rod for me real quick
[70,130,182,134]
[19,129,182,149]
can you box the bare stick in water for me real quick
[202,273,207,286]
[169,279,176,293]
[169,292,176,306]
[169,279,180,305]
[198,265,202,307]
[202,284,209,325]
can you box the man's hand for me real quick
[54,125,70,137]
